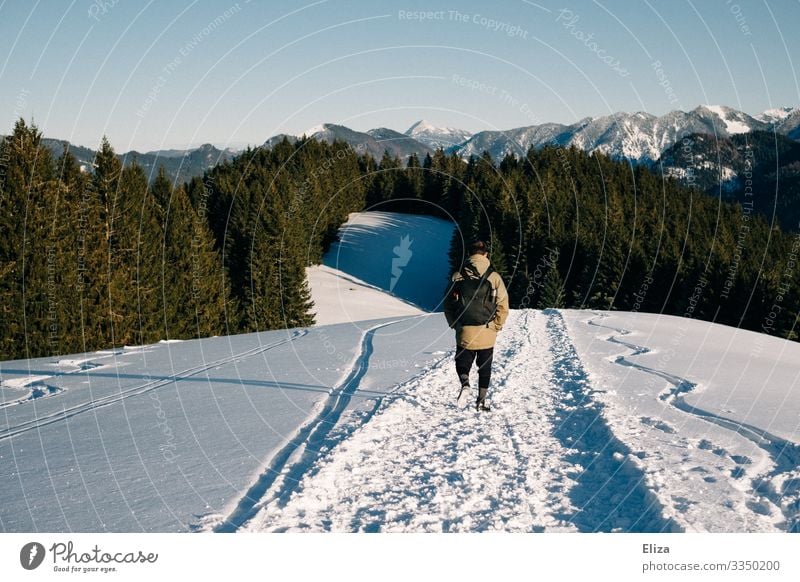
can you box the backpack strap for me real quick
[482,266,497,326]
[460,261,492,281]
[460,262,478,280]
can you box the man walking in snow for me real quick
[444,240,509,411]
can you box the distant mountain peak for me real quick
[267,123,432,160]
[404,120,473,150]
[757,106,796,123]
[303,123,329,136]
[405,119,466,135]
[405,119,438,133]
[697,104,755,135]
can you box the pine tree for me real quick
[539,261,566,309]
[368,150,400,209]
[157,180,230,339]
[0,119,56,358]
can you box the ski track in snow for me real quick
[240,310,678,532]
[0,358,110,410]
[586,312,800,532]
[208,319,417,533]
[0,330,307,443]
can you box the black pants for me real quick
[455,346,494,389]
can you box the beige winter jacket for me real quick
[444,253,509,350]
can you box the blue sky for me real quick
[1,0,798,151]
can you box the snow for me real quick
[704,104,751,134]
[237,310,799,533]
[2,303,799,532]
[319,211,455,312]
[306,265,424,325]
[405,120,473,149]
[303,124,327,136]
[1,375,54,390]
[2,211,799,533]
[720,166,736,181]
[0,317,453,531]
[244,310,678,532]
[758,107,794,123]
[306,212,454,325]
[247,311,566,532]
[406,119,471,139]
[562,310,800,532]
[306,211,454,324]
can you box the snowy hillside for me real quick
[311,211,456,314]
[563,311,800,532]
[0,316,453,532]
[3,308,798,532]
[2,211,799,533]
[238,310,799,533]
[306,265,423,326]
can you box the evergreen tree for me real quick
[539,264,566,309]
[0,119,56,358]
[156,180,230,339]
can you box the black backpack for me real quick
[451,263,497,326]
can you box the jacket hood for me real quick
[467,253,491,275]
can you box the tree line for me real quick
[0,121,363,360]
[362,144,799,340]
[1,118,797,360]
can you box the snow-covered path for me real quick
[239,310,678,532]
[4,307,798,532]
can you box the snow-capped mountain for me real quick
[453,122,576,160]
[454,105,775,163]
[262,105,798,164]
[774,108,800,140]
[756,106,795,124]
[365,127,435,159]
[404,120,473,150]
[143,145,241,159]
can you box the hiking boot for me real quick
[476,387,490,412]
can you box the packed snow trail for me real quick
[243,310,677,532]
[546,311,679,532]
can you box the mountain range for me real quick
[36,139,239,184]
[265,105,800,165]
[18,104,799,184]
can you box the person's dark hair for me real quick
[469,240,488,255]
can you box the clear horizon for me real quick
[1,0,798,151]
